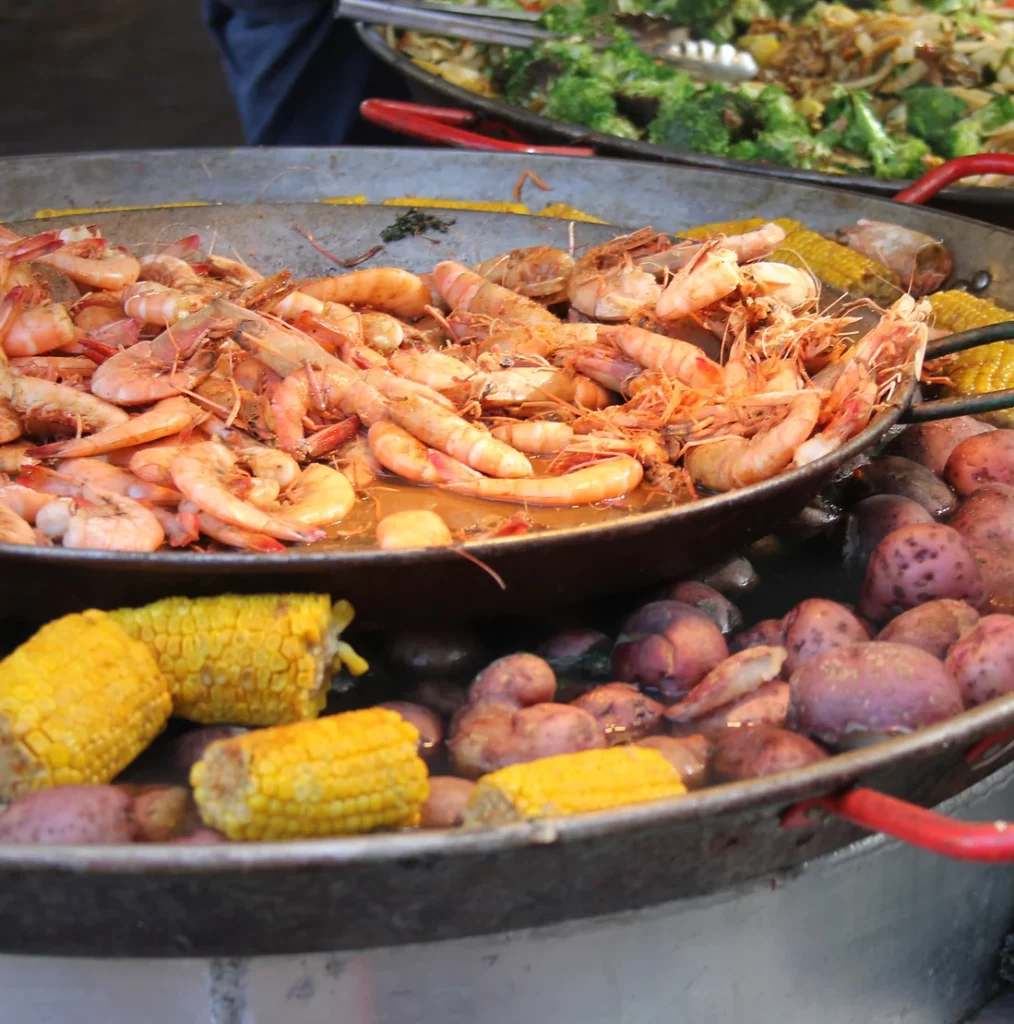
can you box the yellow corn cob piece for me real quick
[462,746,688,827]
[0,610,171,799]
[682,216,801,239]
[190,708,429,840]
[110,594,368,727]
[380,197,531,215]
[929,292,1014,427]
[928,290,1014,334]
[538,203,610,224]
[772,228,898,302]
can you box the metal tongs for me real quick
[335,0,759,81]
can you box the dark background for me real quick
[1,0,243,156]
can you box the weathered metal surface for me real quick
[357,24,1014,218]
[2,763,1013,1019]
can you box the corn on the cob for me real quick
[928,292,1014,427]
[190,708,429,840]
[0,610,172,799]
[772,227,898,302]
[462,746,687,827]
[538,203,609,224]
[682,216,770,238]
[110,594,369,727]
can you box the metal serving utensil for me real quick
[334,0,759,80]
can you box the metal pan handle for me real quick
[358,99,595,157]
[895,154,1014,204]
[901,321,1014,423]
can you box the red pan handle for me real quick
[783,727,1014,861]
[359,99,595,157]
[895,153,1014,204]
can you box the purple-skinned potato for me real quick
[612,600,729,703]
[536,630,612,680]
[664,646,786,723]
[172,726,247,776]
[889,418,993,477]
[692,555,759,595]
[712,726,828,781]
[468,653,557,709]
[945,614,1014,706]
[128,785,200,842]
[951,485,1014,614]
[420,777,476,828]
[853,456,958,520]
[877,599,980,659]
[782,599,871,675]
[790,642,964,744]
[571,683,664,744]
[0,785,139,844]
[944,430,1014,497]
[690,681,791,733]
[665,581,743,636]
[378,701,444,760]
[730,619,786,653]
[409,680,469,717]
[859,523,985,623]
[843,494,934,576]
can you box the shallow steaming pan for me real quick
[1,200,1013,628]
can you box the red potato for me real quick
[859,523,985,623]
[0,785,139,844]
[420,777,476,828]
[782,599,871,675]
[128,785,200,842]
[944,430,1014,497]
[389,630,487,680]
[636,735,712,789]
[889,418,993,477]
[536,630,612,680]
[843,495,934,575]
[571,683,664,744]
[876,599,980,660]
[665,581,743,636]
[172,726,247,776]
[612,600,729,703]
[712,725,828,781]
[468,653,556,708]
[664,646,786,723]
[945,614,1014,706]
[951,485,1014,614]
[730,618,786,653]
[690,681,791,733]
[378,701,444,760]
[447,702,605,778]
[853,456,958,521]
[790,642,964,744]
[170,828,228,845]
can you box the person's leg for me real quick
[203,0,410,146]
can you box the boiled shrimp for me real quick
[567,264,660,321]
[0,481,56,523]
[473,246,575,303]
[445,455,643,506]
[361,368,454,409]
[9,355,95,384]
[793,359,877,467]
[0,501,36,545]
[276,463,355,526]
[739,262,816,310]
[490,420,575,455]
[1,299,77,358]
[388,347,476,391]
[469,367,613,412]
[376,509,453,550]
[300,268,431,320]
[609,325,724,389]
[90,305,218,405]
[431,262,559,327]
[0,364,129,435]
[207,254,264,288]
[169,441,324,543]
[835,219,951,298]
[149,505,201,548]
[360,312,405,353]
[367,421,481,486]
[178,500,285,553]
[29,395,201,459]
[53,458,182,505]
[645,223,786,273]
[43,240,140,291]
[686,391,822,491]
[123,281,206,326]
[0,397,21,444]
[389,394,532,479]
[139,252,219,293]
[129,445,182,487]
[339,438,382,490]
[0,441,38,473]
[656,246,741,321]
[199,418,301,487]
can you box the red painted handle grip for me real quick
[359,99,595,157]
[895,154,1014,204]
[789,786,1014,862]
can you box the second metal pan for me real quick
[356,24,1014,219]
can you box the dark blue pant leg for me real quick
[203,0,410,145]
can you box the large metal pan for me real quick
[356,24,1014,221]
[1,200,1011,628]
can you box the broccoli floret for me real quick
[946,94,1014,158]
[596,34,659,88]
[754,129,834,169]
[647,85,751,157]
[540,0,609,34]
[756,85,808,133]
[543,74,618,127]
[850,91,930,179]
[821,90,870,155]
[498,38,596,105]
[618,73,695,127]
[730,0,774,24]
[589,113,642,139]
[729,139,761,160]
[904,86,969,154]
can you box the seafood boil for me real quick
[0,215,944,554]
